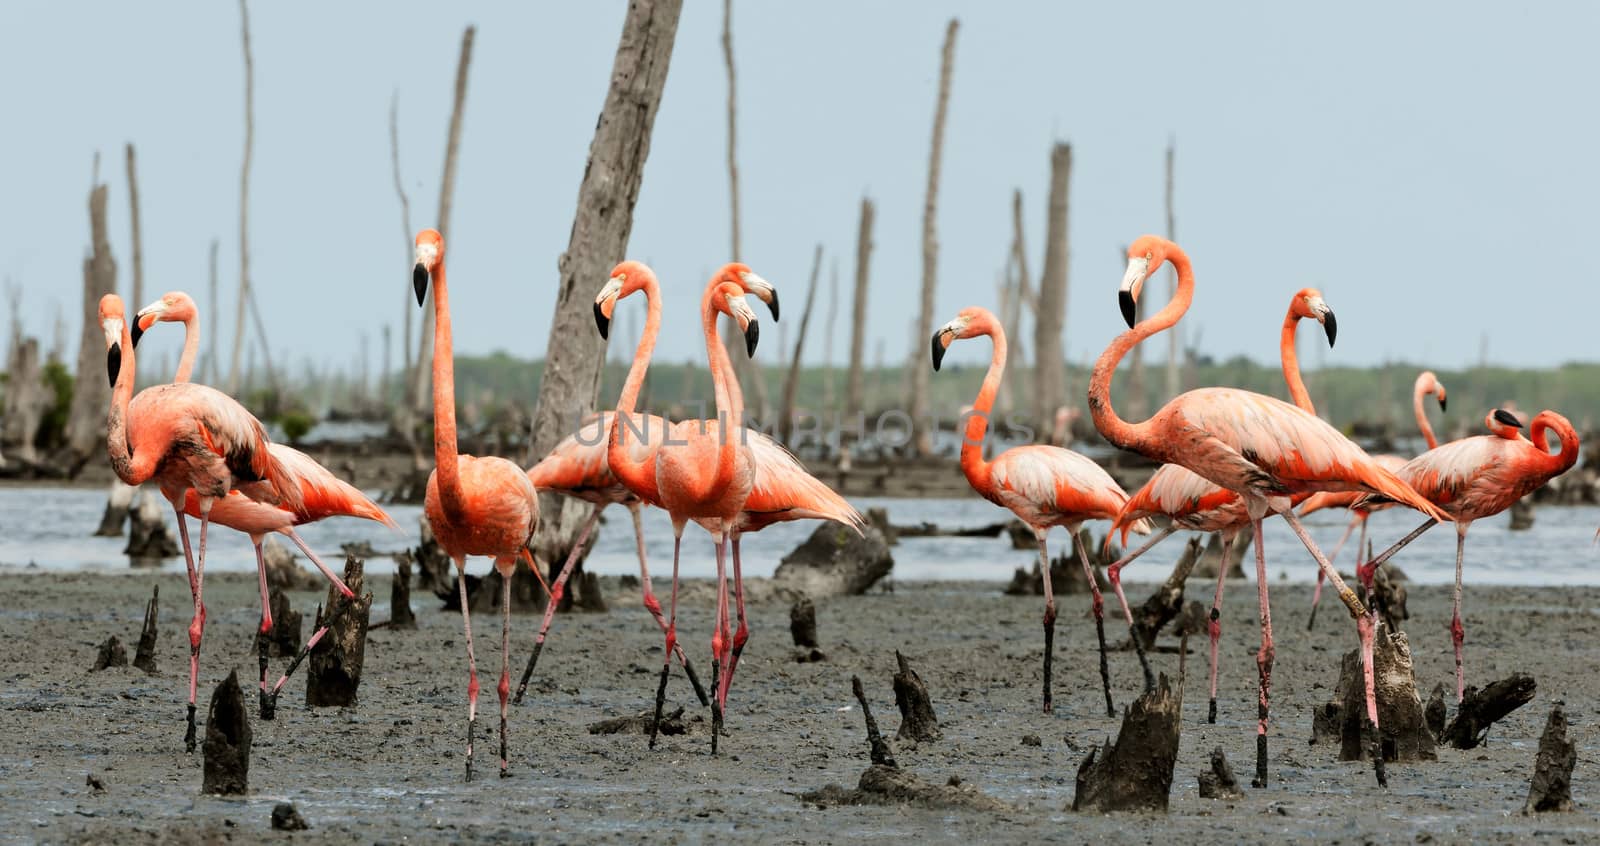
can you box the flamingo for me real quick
[512,262,782,709]
[1088,235,1446,786]
[1103,286,1336,723]
[1352,407,1579,701]
[99,294,303,751]
[131,290,399,717]
[931,306,1148,716]
[603,268,761,751]
[413,229,541,780]
[1300,370,1447,628]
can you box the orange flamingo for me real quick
[1088,235,1446,786]
[604,269,761,751]
[1353,407,1579,700]
[1103,286,1335,723]
[413,229,541,780]
[132,291,399,717]
[513,262,781,708]
[932,306,1148,716]
[99,294,303,751]
[1300,370,1447,628]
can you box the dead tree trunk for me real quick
[410,25,475,437]
[822,257,839,413]
[1072,674,1183,813]
[388,90,422,463]
[1163,138,1180,400]
[844,197,875,422]
[60,174,116,472]
[305,556,374,707]
[908,18,959,457]
[3,335,48,465]
[1032,144,1070,442]
[125,143,145,310]
[202,671,251,795]
[1523,703,1576,814]
[524,0,682,592]
[204,238,218,385]
[778,244,823,445]
[125,487,180,565]
[718,0,769,422]
[133,584,159,673]
[227,0,254,395]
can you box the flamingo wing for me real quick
[270,444,398,529]
[1352,435,1529,519]
[1114,463,1243,542]
[989,445,1142,528]
[527,413,619,494]
[741,431,863,532]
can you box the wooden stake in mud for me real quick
[1441,673,1536,750]
[893,651,940,743]
[389,553,417,630]
[133,584,159,673]
[202,670,251,796]
[851,675,896,768]
[790,594,818,648]
[1072,674,1182,813]
[1523,703,1575,814]
[303,556,374,708]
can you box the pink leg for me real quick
[171,503,198,598]
[454,558,480,782]
[183,501,213,753]
[1074,528,1119,714]
[1451,523,1469,702]
[1353,515,1374,590]
[649,525,685,750]
[496,559,513,777]
[512,507,598,705]
[1207,532,1235,724]
[1250,518,1275,788]
[632,503,707,704]
[719,534,750,716]
[253,539,274,717]
[1034,530,1057,714]
[284,528,354,598]
[1308,514,1360,630]
[264,530,354,711]
[1106,526,1176,694]
[710,533,731,754]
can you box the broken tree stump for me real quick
[305,556,374,708]
[893,651,940,742]
[124,488,178,566]
[94,481,136,537]
[1523,703,1575,814]
[1508,498,1535,531]
[1130,536,1202,653]
[92,636,127,670]
[412,515,453,596]
[1441,673,1537,749]
[1005,527,1113,596]
[202,671,251,795]
[853,675,896,767]
[388,553,417,630]
[790,594,825,662]
[254,588,302,658]
[1072,673,1183,813]
[1197,746,1243,799]
[469,554,544,615]
[1329,623,1435,763]
[1425,683,1447,738]
[132,584,159,673]
[774,522,893,599]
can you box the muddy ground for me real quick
[3,569,1599,844]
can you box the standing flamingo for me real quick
[1103,286,1335,722]
[132,290,398,717]
[1088,235,1446,786]
[413,229,540,780]
[1301,370,1447,628]
[932,306,1148,716]
[99,294,303,751]
[1352,407,1578,700]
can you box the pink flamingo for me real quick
[1088,235,1446,786]
[132,290,399,717]
[414,229,541,780]
[99,294,303,751]
[932,306,1148,715]
[1353,407,1579,701]
[1103,286,1335,723]
[1299,370,1447,627]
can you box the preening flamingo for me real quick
[1103,286,1336,723]
[513,261,781,709]
[413,229,541,780]
[100,294,303,751]
[132,291,398,717]
[932,306,1147,716]
[1353,407,1579,700]
[1088,235,1446,786]
[1300,370,1447,628]
[603,270,761,751]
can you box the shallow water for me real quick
[2,486,1596,586]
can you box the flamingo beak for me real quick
[1494,409,1523,429]
[744,320,760,358]
[1321,309,1337,348]
[1119,257,1149,329]
[1439,395,1447,412]
[130,321,145,349]
[739,271,780,320]
[594,302,610,339]
[107,343,121,388]
[413,264,429,306]
[931,330,948,372]
[765,289,780,321]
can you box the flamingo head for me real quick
[98,294,126,387]
[1120,235,1174,328]
[712,280,760,357]
[717,262,779,321]
[1486,408,1524,440]
[1417,370,1447,412]
[594,260,658,339]
[930,306,996,371]
[132,291,198,348]
[413,229,444,306]
[1289,288,1337,348]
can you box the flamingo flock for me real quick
[98,229,1579,791]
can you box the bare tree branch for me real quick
[125,144,144,310]
[1033,143,1071,441]
[227,0,254,394]
[778,244,823,445]
[845,196,874,419]
[909,18,959,456]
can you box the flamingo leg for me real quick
[1451,522,1469,702]
[184,499,213,753]
[649,526,685,750]
[497,560,513,777]
[284,528,355,598]
[710,533,731,754]
[171,503,198,597]
[454,558,480,782]
[1206,531,1234,724]
[719,533,749,717]
[1249,518,1274,789]
[1106,526,1176,693]
[253,539,275,720]
[1034,529,1057,714]
[512,507,598,705]
[632,503,709,707]
[1353,515,1373,591]
[1308,513,1359,630]
[264,528,356,715]
[1074,528,1120,711]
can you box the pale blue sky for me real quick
[3,1,1596,385]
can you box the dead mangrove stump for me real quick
[387,553,417,630]
[1197,746,1243,799]
[1441,673,1537,749]
[94,481,135,537]
[1129,536,1202,658]
[1072,674,1183,813]
[1368,552,1408,633]
[254,588,301,658]
[92,636,127,670]
[1329,623,1435,763]
[305,556,373,708]
[1425,683,1447,738]
[123,488,178,566]
[202,670,251,796]
[469,555,545,616]
[1509,498,1535,531]
[271,802,310,831]
[789,594,825,662]
[1006,527,1112,596]
[411,516,453,596]
[853,675,896,767]
[132,584,159,673]
[588,707,693,736]
[893,651,940,743]
[1523,703,1575,814]
[774,522,893,599]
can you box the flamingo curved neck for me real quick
[1413,379,1439,450]
[429,258,467,521]
[1530,413,1580,474]
[1087,242,1195,456]
[608,274,662,495]
[1279,310,1313,413]
[961,318,1006,489]
[175,314,199,384]
[107,317,153,484]
[701,284,738,494]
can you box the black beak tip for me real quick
[766,291,780,321]
[1119,289,1137,329]
[413,264,429,306]
[130,322,145,349]
[1322,311,1337,348]
[106,344,121,388]
[931,333,946,372]
[1494,408,1523,429]
[1439,396,1447,412]
[744,321,760,358]
[594,302,610,339]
